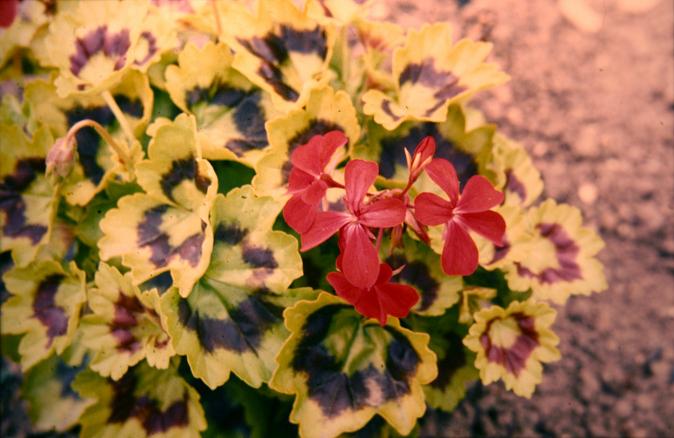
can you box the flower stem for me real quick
[101,90,136,146]
[65,119,131,166]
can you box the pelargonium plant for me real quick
[0,1,607,437]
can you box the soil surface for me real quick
[382,0,674,436]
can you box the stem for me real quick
[65,119,131,166]
[210,0,223,36]
[101,90,136,145]
[340,27,351,84]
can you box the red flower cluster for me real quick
[415,159,505,275]
[283,131,505,325]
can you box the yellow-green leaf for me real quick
[270,292,437,438]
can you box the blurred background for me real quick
[375,0,674,435]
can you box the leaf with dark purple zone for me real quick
[22,354,92,432]
[160,186,305,389]
[0,125,55,263]
[2,260,86,370]
[80,264,174,380]
[99,115,217,297]
[383,236,462,316]
[464,300,561,398]
[164,42,278,165]
[270,293,438,438]
[72,362,206,437]
[504,200,607,304]
[353,105,493,186]
[219,0,335,106]
[362,23,508,129]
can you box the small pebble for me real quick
[558,0,603,33]
[578,182,598,204]
[574,124,601,157]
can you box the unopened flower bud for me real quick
[46,136,76,180]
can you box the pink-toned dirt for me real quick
[383,0,674,435]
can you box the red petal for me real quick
[459,210,506,246]
[290,135,324,176]
[374,282,419,323]
[341,223,379,288]
[359,197,406,228]
[283,195,317,233]
[351,288,384,325]
[413,192,453,226]
[327,271,364,305]
[288,167,314,193]
[344,159,378,213]
[455,176,504,213]
[441,221,479,276]
[0,0,18,28]
[300,211,351,251]
[301,180,328,205]
[425,158,459,204]
[319,131,348,168]
[375,263,394,284]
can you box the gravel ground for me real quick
[383,0,674,436]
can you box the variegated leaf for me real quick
[362,23,509,130]
[21,353,93,432]
[80,263,174,380]
[99,114,217,296]
[165,41,280,166]
[73,361,206,438]
[0,124,56,266]
[2,260,86,370]
[271,292,438,438]
[219,0,336,110]
[161,186,306,389]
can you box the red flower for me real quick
[300,159,406,288]
[283,131,347,233]
[327,263,419,325]
[414,158,505,276]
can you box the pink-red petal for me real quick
[455,175,504,214]
[344,159,378,213]
[301,179,328,205]
[458,210,506,246]
[318,131,348,168]
[425,158,460,204]
[374,282,419,323]
[441,220,479,276]
[300,211,351,251]
[341,223,380,289]
[283,195,318,234]
[359,197,407,228]
[413,192,454,226]
[287,167,315,193]
[327,271,363,305]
